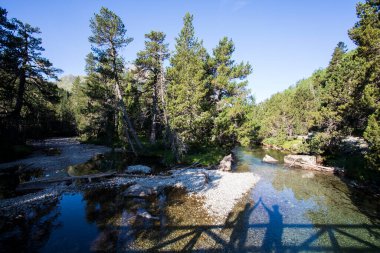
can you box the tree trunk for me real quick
[110,46,143,153]
[12,69,26,130]
[150,77,158,144]
[115,82,143,150]
[11,31,28,142]
[157,60,180,161]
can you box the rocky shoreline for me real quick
[0,168,260,222]
[0,138,260,223]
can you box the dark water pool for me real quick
[0,147,379,252]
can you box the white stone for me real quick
[126,165,152,174]
[263,154,278,164]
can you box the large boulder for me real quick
[262,154,278,164]
[284,155,317,165]
[126,165,152,174]
[218,154,233,171]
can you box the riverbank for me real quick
[0,138,260,223]
[2,146,379,252]
[0,137,111,178]
[0,168,260,222]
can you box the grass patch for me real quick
[79,135,228,167]
[182,146,227,166]
[263,137,309,154]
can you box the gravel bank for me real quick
[111,168,260,220]
[1,167,259,221]
[0,137,110,177]
[170,169,260,219]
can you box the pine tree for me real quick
[167,13,211,156]
[364,113,380,170]
[12,21,60,124]
[209,37,252,146]
[81,52,117,143]
[70,76,88,135]
[88,7,142,152]
[349,0,380,170]
[135,31,169,144]
[1,7,72,149]
[0,8,18,133]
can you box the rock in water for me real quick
[284,154,335,172]
[284,155,317,165]
[136,208,159,220]
[123,184,157,197]
[218,154,233,171]
[126,165,152,174]
[262,154,278,164]
[45,147,61,156]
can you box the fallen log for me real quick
[284,155,335,172]
[17,172,116,191]
[114,173,172,179]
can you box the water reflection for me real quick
[67,152,166,177]
[1,147,380,252]
[0,197,60,252]
[1,185,379,252]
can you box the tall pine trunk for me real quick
[11,32,28,142]
[150,77,158,144]
[111,46,142,153]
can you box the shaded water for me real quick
[0,147,379,252]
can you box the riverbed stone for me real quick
[218,154,233,171]
[126,165,152,174]
[136,208,159,220]
[123,184,157,197]
[45,148,61,156]
[284,155,317,165]
[262,154,278,164]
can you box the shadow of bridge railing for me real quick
[136,224,380,252]
[115,199,380,252]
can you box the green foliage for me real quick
[0,8,64,145]
[134,30,169,144]
[166,13,212,155]
[181,146,226,166]
[253,0,380,181]
[79,7,142,149]
[255,71,322,150]
[209,37,254,147]
[349,0,380,170]
[165,14,255,159]
[308,132,331,155]
[364,113,380,170]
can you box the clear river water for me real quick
[0,146,379,252]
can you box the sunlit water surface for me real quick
[0,147,379,252]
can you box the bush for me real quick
[308,132,331,154]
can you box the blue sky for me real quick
[1,0,360,102]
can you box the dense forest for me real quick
[0,1,379,181]
[253,1,380,180]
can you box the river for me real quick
[232,147,380,252]
[0,144,379,252]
